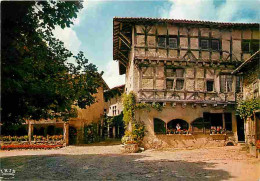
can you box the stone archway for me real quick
[167,119,189,130]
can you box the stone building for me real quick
[232,51,260,156]
[27,78,109,145]
[104,84,125,117]
[113,17,259,148]
[103,84,125,138]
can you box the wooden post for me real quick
[63,122,69,146]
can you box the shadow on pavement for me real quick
[1,154,234,180]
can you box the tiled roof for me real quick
[114,17,259,27]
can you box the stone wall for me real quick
[143,134,236,149]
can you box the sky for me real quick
[53,0,260,89]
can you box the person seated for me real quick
[176,124,181,134]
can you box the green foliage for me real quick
[121,131,137,144]
[122,92,136,127]
[132,122,146,144]
[2,1,102,126]
[84,123,101,144]
[136,102,163,112]
[122,92,146,145]
[106,113,124,127]
[237,98,260,121]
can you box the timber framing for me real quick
[113,17,259,75]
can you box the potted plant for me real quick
[121,131,139,153]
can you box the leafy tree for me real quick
[1,1,102,128]
[237,98,260,121]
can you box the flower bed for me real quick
[0,135,63,143]
[1,144,63,150]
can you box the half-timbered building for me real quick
[113,17,259,148]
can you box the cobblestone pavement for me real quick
[1,144,259,181]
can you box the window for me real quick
[176,79,184,90]
[169,37,177,48]
[211,40,219,50]
[242,40,259,54]
[226,75,233,92]
[112,106,117,116]
[224,113,232,131]
[236,76,242,93]
[166,68,174,77]
[166,68,184,90]
[220,75,233,92]
[251,40,259,54]
[201,39,209,49]
[154,118,166,134]
[158,36,166,48]
[166,80,174,89]
[242,40,250,52]
[206,80,214,92]
[191,118,205,133]
[220,75,226,93]
[176,69,184,77]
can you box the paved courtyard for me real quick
[0,143,259,181]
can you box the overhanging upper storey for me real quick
[113,17,259,75]
[113,18,133,75]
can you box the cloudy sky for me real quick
[53,0,259,89]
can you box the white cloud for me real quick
[53,27,81,55]
[102,60,125,89]
[163,0,259,22]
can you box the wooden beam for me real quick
[119,50,128,61]
[119,32,131,45]
[119,36,131,49]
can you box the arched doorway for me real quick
[167,119,189,131]
[69,126,77,145]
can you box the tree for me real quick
[237,98,260,121]
[1,1,102,128]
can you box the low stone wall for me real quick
[143,134,236,149]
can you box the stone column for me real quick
[107,124,110,138]
[165,122,168,134]
[222,113,226,129]
[232,112,238,142]
[63,122,69,146]
[113,126,116,138]
[28,120,33,143]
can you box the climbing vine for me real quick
[237,98,260,121]
[136,102,163,112]
[122,92,163,145]
[122,92,136,127]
